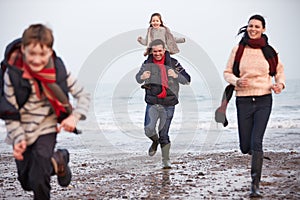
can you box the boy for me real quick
[1,24,90,199]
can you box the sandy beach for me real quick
[0,127,299,200]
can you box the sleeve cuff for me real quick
[14,135,25,146]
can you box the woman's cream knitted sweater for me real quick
[224,45,285,97]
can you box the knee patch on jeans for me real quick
[144,127,156,137]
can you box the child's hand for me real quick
[137,36,142,42]
[58,114,78,133]
[141,71,151,80]
[13,140,27,160]
[168,69,178,78]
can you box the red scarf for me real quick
[153,55,168,98]
[233,34,278,76]
[8,50,72,119]
[215,34,278,127]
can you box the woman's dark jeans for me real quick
[236,94,272,154]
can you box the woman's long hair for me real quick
[237,14,266,37]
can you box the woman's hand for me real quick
[272,83,284,94]
[236,78,249,88]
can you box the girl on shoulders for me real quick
[137,13,185,56]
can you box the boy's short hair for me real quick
[22,24,54,48]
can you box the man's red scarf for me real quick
[153,55,168,98]
[8,49,72,119]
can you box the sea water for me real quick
[0,79,299,155]
[74,78,300,154]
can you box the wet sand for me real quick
[0,129,299,199]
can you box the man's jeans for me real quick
[144,104,175,145]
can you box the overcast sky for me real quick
[1,0,299,81]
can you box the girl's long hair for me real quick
[149,13,165,27]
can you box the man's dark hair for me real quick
[146,39,166,55]
[149,39,165,49]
